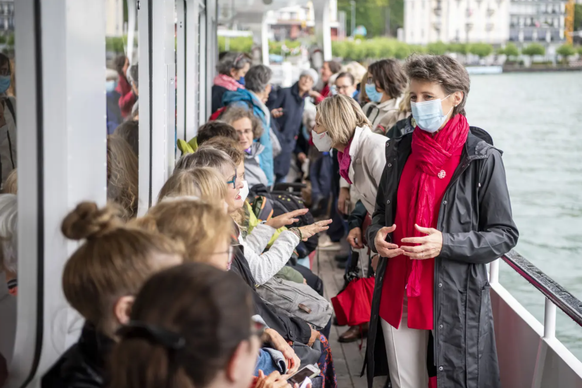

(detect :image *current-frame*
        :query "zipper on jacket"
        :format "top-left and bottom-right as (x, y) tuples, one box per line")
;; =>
(433, 155), (473, 367)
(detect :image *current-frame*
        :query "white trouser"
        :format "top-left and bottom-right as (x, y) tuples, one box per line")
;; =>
(380, 297), (429, 388)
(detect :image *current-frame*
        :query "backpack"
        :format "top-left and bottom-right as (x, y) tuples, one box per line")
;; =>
(248, 184), (318, 257)
(257, 276), (332, 330)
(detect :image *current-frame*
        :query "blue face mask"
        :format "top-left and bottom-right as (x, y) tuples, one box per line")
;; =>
(106, 80), (117, 93)
(410, 95), (453, 133)
(365, 84), (383, 103)
(0, 76), (11, 94)
(238, 76), (245, 86)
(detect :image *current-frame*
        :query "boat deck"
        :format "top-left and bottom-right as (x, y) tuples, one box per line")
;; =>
(313, 248), (369, 388)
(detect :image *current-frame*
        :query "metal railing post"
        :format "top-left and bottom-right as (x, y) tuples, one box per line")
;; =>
(490, 258), (500, 284)
(544, 298), (557, 339)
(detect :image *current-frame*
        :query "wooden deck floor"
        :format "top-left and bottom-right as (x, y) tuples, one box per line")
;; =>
(312, 248), (369, 388)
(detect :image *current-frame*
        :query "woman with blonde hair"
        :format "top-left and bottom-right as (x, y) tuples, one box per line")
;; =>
(107, 135), (139, 218)
(42, 202), (184, 388)
(313, 94), (387, 217)
(157, 167), (227, 207)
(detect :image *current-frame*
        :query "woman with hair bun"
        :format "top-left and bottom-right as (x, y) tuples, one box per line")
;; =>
(42, 202), (184, 388)
(110, 263), (301, 388)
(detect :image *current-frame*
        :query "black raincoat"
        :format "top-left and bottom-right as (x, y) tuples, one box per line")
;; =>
(366, 123), (519, 388)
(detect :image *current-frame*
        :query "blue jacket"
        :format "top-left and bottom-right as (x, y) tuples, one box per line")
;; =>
(223, 89), (274, 185)
(267, 82), (306, 178)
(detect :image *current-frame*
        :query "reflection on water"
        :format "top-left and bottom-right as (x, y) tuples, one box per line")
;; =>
(466, 72), (582, 357)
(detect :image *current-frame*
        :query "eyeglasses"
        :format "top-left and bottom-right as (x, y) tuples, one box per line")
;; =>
(226, 171), (238, 189)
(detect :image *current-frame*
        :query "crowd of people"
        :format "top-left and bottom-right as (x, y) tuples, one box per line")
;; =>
(0, 50), (519, 388)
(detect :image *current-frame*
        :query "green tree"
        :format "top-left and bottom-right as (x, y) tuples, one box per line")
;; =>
(338, 0), (404, 37)
(575, 4), (582, 30)
(448, 43), (470, 55)
(578, 46), (582, 56)
(501, 43), (520, 59)
(426, 41), (448, 55)
(522, 43), (546, 58)
(469, 43), (494, 58)
(556, 44), (576, 64)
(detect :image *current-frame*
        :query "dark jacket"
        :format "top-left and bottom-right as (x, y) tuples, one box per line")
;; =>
(106, 90), (122, 135)
(42, 323), (113, 388)
(230, 245), (312, 345)
(211, 84), (228, 114)
(365, 123), (519, 388)
(267, 82), (306, 179)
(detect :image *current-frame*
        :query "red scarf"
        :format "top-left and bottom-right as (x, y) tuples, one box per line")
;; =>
(213, 74), (244, 91)
(406, 114), (469, 297)
(337, 138), (354, 184)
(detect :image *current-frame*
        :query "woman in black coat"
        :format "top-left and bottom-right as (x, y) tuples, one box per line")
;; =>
(267, 69), (318, 183)
(366, 55), (519, 388)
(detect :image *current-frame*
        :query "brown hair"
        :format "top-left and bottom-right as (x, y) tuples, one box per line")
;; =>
(157, 167), (227, 204)
(197, 121), (238, 146)
(61, 202), (184, 336)
(220, 106), (263, 140)
(107, 135), (139, 218)
(359, 71), (370, 105)
(109, 263), (253, 388)
(326, 60), (342, 75)
(114, 120), (139, 157)
(405, 54), (470, 116)
(174, 148), (235, 179)
(3, 169), (17, 194)
(138, 199), (232, 264)
(368, 59), (408, 100)
(317, 94), (371, 145)
(198, 137), (244, 166)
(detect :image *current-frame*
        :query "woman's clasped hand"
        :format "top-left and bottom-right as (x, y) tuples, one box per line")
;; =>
(374, 224), (443, 260)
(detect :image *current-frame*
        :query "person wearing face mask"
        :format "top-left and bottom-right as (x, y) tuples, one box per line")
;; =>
(361, 59), (408, 135)
(365, 55), (518, 388)
(0, 53), (16, 187)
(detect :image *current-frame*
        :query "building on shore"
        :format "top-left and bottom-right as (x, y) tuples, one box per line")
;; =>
(509, 0), (567, 46)
(404, 0), (510, 45)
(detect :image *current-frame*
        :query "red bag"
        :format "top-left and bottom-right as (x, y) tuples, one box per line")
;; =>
(331, 277), (375, 327)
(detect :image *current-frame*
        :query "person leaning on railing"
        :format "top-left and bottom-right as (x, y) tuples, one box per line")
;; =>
(366, 54), (519, 388)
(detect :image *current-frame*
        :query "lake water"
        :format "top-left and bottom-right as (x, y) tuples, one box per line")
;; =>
(465, 72), (582, 358)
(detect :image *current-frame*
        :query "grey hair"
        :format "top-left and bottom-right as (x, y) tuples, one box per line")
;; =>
(404, 54), (470, 116)
(245, 65), (272, 94)
(216, 52), (252, 76)
(174, 148), (235, 179)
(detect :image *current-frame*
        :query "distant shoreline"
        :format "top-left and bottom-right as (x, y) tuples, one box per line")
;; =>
(502, 66), (582, 73)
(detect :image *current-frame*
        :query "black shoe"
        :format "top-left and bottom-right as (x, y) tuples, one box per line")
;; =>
(334, 253), (349, 263)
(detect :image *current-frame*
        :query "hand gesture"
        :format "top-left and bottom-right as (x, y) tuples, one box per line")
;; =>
(337, 188), (350, 215)
(347, 227), (364, 249)
(298, 219), (333, 241)
(266, 209), (309, 229)
(374, 225), (403, 258)
(400, 224), (443, 260)
(271, 108), (284, 118)
(255, 371), (292, 388)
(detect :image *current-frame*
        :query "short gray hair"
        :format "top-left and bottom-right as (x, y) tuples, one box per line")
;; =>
(405, 55), (470, 116)
(216, 52), (252, 76)
(245, 65), (272, 94)
(174, 148), (235, 179)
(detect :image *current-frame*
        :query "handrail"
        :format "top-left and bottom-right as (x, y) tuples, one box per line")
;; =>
(501, 250), (582, 328)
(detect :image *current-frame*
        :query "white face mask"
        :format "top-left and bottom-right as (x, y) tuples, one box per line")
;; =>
(239, 180), (249, 200)
(311, 130), (333, 152)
